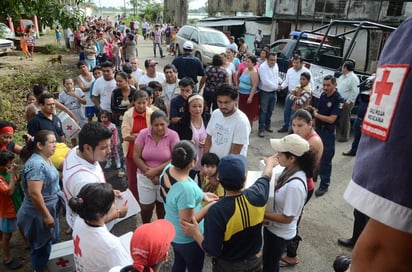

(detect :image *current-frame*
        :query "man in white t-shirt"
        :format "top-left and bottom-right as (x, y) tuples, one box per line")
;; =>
(204, 84), (251, 159)
(91, 61), (116, 113)
(63, 122), (128, 228)
(138, 58), (166, 89)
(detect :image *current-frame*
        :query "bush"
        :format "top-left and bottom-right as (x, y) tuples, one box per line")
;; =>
(44, 43), (60, 54)
(0, 63), (72, 130)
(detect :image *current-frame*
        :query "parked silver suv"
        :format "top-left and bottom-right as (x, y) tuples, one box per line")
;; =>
(175, 25), (229, 66)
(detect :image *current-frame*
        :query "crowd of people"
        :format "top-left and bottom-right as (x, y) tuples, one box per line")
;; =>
(1, 15), (412, 272)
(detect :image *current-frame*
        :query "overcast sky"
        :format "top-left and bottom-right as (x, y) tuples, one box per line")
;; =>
(93, 0), (207, 10)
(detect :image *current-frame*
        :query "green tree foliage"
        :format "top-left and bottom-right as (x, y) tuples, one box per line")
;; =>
(1, 0), (85, 30)
(139, 2), (163, 23)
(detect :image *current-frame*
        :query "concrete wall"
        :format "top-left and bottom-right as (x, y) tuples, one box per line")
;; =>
(207, 0), (266, 16)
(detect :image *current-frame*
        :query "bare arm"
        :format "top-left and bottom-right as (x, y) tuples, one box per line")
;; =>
(247, 71), (259, 104)
(92, 96), (101, 110)
(314, 110), (338, 124)
(198, 75), (207, 94)
(25, 105), (36, 122)
(55, 100), (79, 123)
(351, 219), (412, 272)
(28, 180), (55, 228)
(203, 134), (212, 155)
(77, 76), (90, 92)
(133, 145), (150, 173)
(264, 212), (294, 224)
(230, 143), (244, 155)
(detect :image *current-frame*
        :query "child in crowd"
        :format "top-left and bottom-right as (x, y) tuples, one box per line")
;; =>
(143, 87), (160, 112)
(25, 31), (36, 61)
(98, 110), (121, 170)
(200, 152), (224, 205)
(24, 92), (36, 118)
(289, 72), (312, 112)
(148, 81), (168, 116)
(59, 77), (87, 128)
(84, 37), (97, 70)
(0, 150), (23, 270)
(20, 33), (30, 59)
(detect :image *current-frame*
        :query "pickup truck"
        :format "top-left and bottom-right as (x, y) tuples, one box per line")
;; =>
(0, 38), (14, 55)
(270, 20), (396, 101)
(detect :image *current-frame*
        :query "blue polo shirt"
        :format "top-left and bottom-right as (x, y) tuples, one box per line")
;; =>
(27, 112), (65, 142)
(316, 90), (344, 128)
(172, 53), (205, 83)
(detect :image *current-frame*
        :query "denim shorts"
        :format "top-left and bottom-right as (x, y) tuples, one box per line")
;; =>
(0, 217), (17, 233)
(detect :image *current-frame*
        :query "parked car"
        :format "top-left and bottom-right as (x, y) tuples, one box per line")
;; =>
(175, 25), (229, 66)
(0, 38), (14, 56)
(0, 23), (15, 39)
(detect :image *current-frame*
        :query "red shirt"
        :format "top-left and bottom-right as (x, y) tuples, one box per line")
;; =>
(0, 174), (16, 218)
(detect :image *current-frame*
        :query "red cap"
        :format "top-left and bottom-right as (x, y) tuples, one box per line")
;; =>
(130, 219), (175, 270)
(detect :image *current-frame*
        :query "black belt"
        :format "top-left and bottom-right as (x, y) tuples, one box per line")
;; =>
(316, 123), (335, 131)
(260, 89), (276, 94)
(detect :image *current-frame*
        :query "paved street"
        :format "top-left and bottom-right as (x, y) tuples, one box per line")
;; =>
(134, 38), (356, 271)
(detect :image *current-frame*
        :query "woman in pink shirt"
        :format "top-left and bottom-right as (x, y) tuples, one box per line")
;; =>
(134, 110), (179, 223)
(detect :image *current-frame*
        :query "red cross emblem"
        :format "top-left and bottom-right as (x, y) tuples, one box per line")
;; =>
(374, 70), (393, 106)
(73, 234), (82, 257)
(362, 64), (410, 141)
(56, 257), (70, 267)
(66, 125), (73, 131)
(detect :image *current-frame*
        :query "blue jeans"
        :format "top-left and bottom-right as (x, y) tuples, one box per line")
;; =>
(30, 240), (52, 270)
(172, 241), (205, 272)
(153, 42), (164, 57)
(349, 117), (362, 154)
(259, 91), (277, 132)
(262, 228), (290, 272)
(316, 127), (336, 189)
(281, 95), (293, 129)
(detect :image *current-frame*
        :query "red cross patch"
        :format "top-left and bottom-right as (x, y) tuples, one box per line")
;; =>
(73, 234), (82, 257)
(362, 64), (410, 141)
(66, 125), (72, 131)
(56, 257), (70, 267)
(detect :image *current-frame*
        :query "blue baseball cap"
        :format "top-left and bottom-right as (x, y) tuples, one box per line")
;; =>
(218, 154), (247, 190)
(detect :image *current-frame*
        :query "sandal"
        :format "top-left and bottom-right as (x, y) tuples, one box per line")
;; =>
(4, 258), (23, 270)
(279, 256), (299, 267)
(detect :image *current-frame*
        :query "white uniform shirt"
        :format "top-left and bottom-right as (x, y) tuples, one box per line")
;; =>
(72, 217), (131, 272)
(63, 148), (106, 228)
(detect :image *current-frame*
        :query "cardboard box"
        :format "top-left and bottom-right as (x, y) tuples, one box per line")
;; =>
(57, 111), (81, 139)
(48, 232), (133, 272)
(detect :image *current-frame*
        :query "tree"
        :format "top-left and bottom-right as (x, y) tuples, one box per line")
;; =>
(139, 2), (163, 23)
(1, 0), (86, 30)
